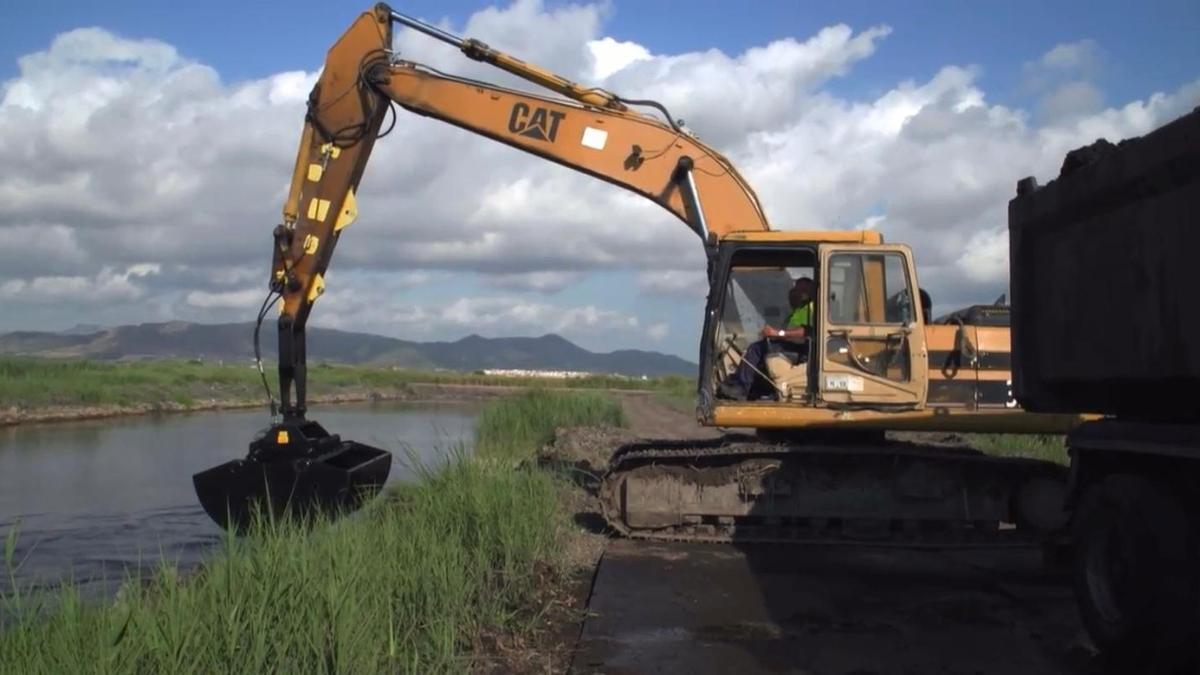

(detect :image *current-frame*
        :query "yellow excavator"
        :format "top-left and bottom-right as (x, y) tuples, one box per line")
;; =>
(194, 4), (1084, 546)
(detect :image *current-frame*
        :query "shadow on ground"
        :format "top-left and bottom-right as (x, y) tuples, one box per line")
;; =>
(556, 399), (1148, 675)
(572, 540), (1106, 675)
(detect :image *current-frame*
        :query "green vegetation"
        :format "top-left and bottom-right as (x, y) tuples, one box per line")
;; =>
(963, 433), (1069, 465)
(650, 375), (695, 413)
(475, 389), (627, 463)
(0, 356), (684, 412)
(1, 391), (627, 673)
(0, 358), (288, 409)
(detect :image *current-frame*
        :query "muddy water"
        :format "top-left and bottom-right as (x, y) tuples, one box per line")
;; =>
(0, 401), (478, 597)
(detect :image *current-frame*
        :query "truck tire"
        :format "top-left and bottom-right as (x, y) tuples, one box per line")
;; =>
(1072, 474), (1199, 671)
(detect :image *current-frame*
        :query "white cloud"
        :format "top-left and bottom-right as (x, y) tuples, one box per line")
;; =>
(1035, 40), (1100, 74)
(311, 288), (645, 349)
(1038, 80), (1104, 121)
(587, 37), (651, 79)
(953, 228), (1009, 284)
(647, 322), (669, 341)
(184, 288), (264, 310)
(0, 5), (1197, 347)
(604, 23), (892, 146)
(437, 296), (638, 334)
(637, 270), (707, 297)
(485, 271), (581, 293)
(854, 215), (886, 231)
(0, 224), (89, 276)
(1022, 40), (1106, 123)
(127, 263), (161, 277)
(0, 265), (159, 303)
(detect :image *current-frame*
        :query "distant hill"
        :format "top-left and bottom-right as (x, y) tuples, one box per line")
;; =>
(58, 323), (107, 335)
(0, 321), (696, 377)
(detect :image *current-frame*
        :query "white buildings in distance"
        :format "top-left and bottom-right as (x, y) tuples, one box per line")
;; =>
(481, 368), (649, 380)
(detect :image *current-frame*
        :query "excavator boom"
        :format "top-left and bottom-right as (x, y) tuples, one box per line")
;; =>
(274, 4), (767, 407)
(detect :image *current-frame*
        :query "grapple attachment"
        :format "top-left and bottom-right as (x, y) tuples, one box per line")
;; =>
(193, 419), (392, 532)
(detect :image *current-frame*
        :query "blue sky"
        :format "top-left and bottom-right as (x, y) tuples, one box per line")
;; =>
(5, 0), (1197, 111)
(1, 1), (1198, 360)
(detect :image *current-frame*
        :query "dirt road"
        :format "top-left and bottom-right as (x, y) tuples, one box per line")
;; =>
(613, 392), (721, 440)
(574, 394), (1099, 674)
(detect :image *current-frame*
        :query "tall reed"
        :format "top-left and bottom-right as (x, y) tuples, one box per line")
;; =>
(1, 391), (627, 673)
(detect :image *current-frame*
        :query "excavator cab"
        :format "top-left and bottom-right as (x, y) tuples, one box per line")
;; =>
(707, 247), (817, 401)
(700, 232), (929, 427)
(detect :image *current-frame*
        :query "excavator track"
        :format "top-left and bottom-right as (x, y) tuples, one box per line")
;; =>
(599, 435), (1069, 548)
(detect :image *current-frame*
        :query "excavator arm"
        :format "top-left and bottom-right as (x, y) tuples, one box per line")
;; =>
(272, 3), (769, 417)
(194, 3), (769, 530)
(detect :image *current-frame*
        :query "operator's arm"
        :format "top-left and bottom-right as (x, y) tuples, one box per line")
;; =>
(760, 301), (812, 339)
(761, 325), (807, 339)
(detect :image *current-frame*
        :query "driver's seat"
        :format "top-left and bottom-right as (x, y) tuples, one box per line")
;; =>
(765, 351), (809, 400)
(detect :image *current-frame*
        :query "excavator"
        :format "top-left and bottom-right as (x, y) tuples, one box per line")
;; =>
(194, 4), (1085, 547)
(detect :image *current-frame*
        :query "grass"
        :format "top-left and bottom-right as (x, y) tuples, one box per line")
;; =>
(0, 391), (628, 673)
(963, 433), (1069, 465)
(649, 376), (695, 413)
(474, 389), (628, 463)
(0, 358), (279, 409)
(0, 356), (686, 412)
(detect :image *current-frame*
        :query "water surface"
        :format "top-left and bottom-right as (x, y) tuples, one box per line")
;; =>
(0, 401), (478, 595)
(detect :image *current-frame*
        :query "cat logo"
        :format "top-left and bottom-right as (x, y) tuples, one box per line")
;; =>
(508, 102), (565, 142)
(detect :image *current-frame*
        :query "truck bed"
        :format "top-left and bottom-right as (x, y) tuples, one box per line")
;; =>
(1008, 107), (1200, 419)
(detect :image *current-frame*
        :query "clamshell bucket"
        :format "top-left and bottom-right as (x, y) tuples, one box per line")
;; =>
(193, 419), (391, 532)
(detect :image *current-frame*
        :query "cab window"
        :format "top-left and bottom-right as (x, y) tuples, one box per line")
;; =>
(713, 248), (816, 343)
(827, 253), (914, 325)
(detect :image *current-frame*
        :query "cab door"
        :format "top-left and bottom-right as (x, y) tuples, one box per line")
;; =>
(817, 244), (928, 408)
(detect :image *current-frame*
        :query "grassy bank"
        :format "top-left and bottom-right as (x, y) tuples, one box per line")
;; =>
(1, 391), (626, 673)
(0, 356), (686, 411)
(475, 389), (628, 463)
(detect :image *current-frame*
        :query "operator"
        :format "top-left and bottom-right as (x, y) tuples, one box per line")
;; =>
(719, 277), (814, 400)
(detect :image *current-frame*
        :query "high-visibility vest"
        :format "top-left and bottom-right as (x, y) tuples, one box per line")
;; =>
(786, 302), (812, 329)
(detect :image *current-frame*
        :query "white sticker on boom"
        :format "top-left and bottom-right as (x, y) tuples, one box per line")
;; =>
(581, 127), (608, 150)
(825, 374), (864, 393)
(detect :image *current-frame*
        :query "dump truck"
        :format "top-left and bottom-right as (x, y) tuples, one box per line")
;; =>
(1009, 107), (1200, 669)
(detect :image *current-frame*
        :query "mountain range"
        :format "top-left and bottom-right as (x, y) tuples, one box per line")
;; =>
(0, 321), (696, 377)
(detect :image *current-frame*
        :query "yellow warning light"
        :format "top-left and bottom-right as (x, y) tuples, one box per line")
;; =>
(277, 430), (290, 444)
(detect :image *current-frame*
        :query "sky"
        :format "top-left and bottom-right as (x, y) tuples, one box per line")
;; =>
(1, 1), (1198, 359)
